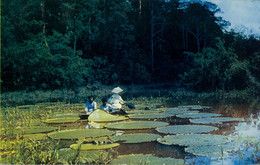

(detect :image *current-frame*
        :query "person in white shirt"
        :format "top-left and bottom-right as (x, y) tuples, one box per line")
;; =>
(100, 97), (113, 112)
(85, 96), (97, 114)
(108, 87), (125, 111)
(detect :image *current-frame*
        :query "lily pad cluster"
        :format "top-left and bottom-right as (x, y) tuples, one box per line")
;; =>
(44, 117), (80, 124)
(48, 129), (115, 140)
(110, 133), (161, 143)
(105, 121), (168, 130)
(156, 125), (218, 134)
(110, 154), (184, 165)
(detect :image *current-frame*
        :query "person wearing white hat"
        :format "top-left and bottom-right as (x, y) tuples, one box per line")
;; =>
(108, 87), (125, 111)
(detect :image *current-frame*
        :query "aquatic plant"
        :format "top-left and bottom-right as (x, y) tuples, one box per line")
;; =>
(70, 143), (120, 151)
(163, 110), (199, 115)
(47, 129), (115, 140)
(157, 134), (231, 146)
(129, 113), (174, 119)
(125, 110), (162, 114)
(23, 133), (47, 140)
(156, 125), (218, 134)
(88, 109), (128, 122)
(178, 105), (211, 110)
(110, 133), (161, 143)
(185, 145), (235, 157)
(110, 154), (184, 165)
(105, 121), (168, 130)
(190, 117), (244, 124)
(44, 117), (80, 124)
(14, 126), (57, 134)
(176, 113), (221, 118)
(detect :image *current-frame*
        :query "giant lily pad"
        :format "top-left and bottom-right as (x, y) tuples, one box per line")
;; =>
(48, 129), (115, 140)
(164, 110), (199, 115)
(129, 113), (174, 119)
(70, 143), (119, 150)
(185, 145), (235, 157)
(178, 105), (211, 110)
(15, 126), (57, 134)
(176, 113), (221, 119)
(135, 103), (162, 109)
(105, 121), (168, 130)
(88, 109), (128, 122)
(110, 154), (184, 165)
(44, 117), (80, 124)
(190, 117), (244, 124)
(156, 125), (218, 134)
(125, 110), (162, 114)
(53, 113), (79, 118)
(157, 134), (231, 146)
(110, 133), (161, 143)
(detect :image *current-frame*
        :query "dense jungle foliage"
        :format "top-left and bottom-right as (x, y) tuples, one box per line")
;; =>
(1, 0), (260, 92)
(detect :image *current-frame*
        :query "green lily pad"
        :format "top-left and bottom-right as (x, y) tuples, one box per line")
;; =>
(23, 133), (47, 140)
(178, 105), (211, 110)
(88, 109), (128, 122)
(185, 145), (235, 157)
(126, 110), (162, 114)
(48, 129), (115, 140)
(110, 133), (161, 143)
(166, 107), (191, 111)
(105, 121), (168, 130)
(156, 125), (218, 134)
(129, 113), (174, 119)
(79, 137), (113, 145)
(164, 110), (199, 115)
(110, 154), (184, 165)
(44, 117), (80, 124)
(176, 113), (221, 119)
(190, 117), (244, 124)
(53, 113), (79, 118)
(15, 126), (57, 134)
(157, 134), (231, 146)
(135, 103), (162, 109)
(70, 143), (119, 150)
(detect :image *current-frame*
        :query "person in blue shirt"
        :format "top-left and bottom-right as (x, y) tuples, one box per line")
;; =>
(85, 96), (97, 114)
(100, 97), (113, 113)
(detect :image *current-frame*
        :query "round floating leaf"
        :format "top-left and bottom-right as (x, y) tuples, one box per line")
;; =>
(44, 117), (80, 124)
(126, 110), (162, 114)
(166, 107), (191, 111)
(23, 133), (47, 140)
(70, 143), (119, 150)
(176, 113), (221, 119)
(185, 145), (235, 157)
(110, 133), (161, 143)
(53, 113), (79, 118)
(178, 105), (211, 110)
(190, 117), (244, 124)
(135, 103), (162, 109)
(110, 154), (184, 165)
(157, 134), (231, 146)
(15, 126), (57, 134)
(48, 129), (115, 140)
(105, 121), (168, 130)
(156, 125), (218, 134)
(88, 109), (128, 122)
(129, 113), (174, 119)
(164, 110), (199, 115)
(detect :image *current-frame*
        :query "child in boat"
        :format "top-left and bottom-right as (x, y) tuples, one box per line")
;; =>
(100, 97), (113, 113)
(85, 96), (97, 114)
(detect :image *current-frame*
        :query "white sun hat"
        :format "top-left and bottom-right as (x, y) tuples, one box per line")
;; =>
(111, 87), (123, 94)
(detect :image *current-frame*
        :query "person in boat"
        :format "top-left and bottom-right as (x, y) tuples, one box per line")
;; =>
(85, 96), (97, 115)
(100, 97), (113, 113)
(108, 87), (125, 112)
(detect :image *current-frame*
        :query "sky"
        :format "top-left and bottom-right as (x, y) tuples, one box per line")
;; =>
(206, 0), (260, 37)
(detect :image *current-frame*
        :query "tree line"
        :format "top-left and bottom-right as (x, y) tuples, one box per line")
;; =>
(2, 0), (260, 92)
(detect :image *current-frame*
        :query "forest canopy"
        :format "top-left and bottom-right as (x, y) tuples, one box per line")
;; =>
(1, 0), (260, 92)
